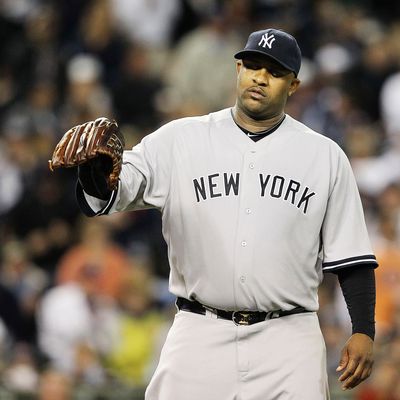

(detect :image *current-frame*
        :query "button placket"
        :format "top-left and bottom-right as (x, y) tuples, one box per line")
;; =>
(234, 149), (258, 300)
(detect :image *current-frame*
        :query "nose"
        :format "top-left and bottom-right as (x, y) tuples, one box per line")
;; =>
(252, 68), (269, 86)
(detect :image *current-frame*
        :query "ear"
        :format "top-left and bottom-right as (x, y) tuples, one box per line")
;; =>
(236, 60), (242, 75)
(288, 77), (301, 97)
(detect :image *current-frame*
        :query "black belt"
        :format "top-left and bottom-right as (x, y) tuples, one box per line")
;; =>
(176, 297), (310, 326)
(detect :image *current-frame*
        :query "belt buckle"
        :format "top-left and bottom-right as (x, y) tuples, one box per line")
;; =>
(232, 311), (251, 326)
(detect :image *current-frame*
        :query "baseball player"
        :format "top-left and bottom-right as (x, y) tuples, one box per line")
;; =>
(50, 28), (378, 399)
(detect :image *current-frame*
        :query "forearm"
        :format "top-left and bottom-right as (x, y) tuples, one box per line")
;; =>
(76, 159), (150, 217)
(336, 265), (376, 340)
(76, 180), (117, 217)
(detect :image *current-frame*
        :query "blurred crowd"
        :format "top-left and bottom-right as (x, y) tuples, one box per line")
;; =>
(0, 0), (400, 399)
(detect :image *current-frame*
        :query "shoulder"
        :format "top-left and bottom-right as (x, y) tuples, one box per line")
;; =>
(164, 108), (230, 129)
(285, 114), (346, 156)
(284, 115), (352, 178)
(285, 115), (334, 143)
(143, 108), (231, 143)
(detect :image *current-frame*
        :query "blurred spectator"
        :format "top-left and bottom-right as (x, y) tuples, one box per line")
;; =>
(0, 240), (48, 345)
(300, 84), (353, 147)
(352, 150), (400, 198)
(0, 283), (25, 344)
(64, 0), (128, 87)
(59, 53), (113, 131)
(37, 369), (72, 400)
(110, 0), (181, 49)
(2, 343), (39, 396)
(380, 71), (400, 141)
(112, 43), (163, 130)
(103, 211), (173, 306)
(104, 265), (170, 387)
(356, 358), (400, 399)
(24, 4), (60, 84)
(161, 1), (246, 117)
(5, 167), (78, 276)
(315, 43), (355, 77)
(1, 111), (42, 189)
(372, 185), (400, 338)
(0, 142), (23, 217)
(37, 279), (116, 381)
(1, 77), (59, 166)
(0, 7), (35, 112)
(107, 210), (169, 274)
(344, 122), (383, 160)
(56, 216), (131, 300)
(0, 0), (38, 21)
(345, 37), (396, 123)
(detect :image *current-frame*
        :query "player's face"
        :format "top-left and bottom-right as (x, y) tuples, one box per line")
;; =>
(235, 56), (300, 120)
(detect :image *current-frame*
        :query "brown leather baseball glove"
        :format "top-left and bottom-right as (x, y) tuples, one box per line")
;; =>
(49, 117), (125, 191)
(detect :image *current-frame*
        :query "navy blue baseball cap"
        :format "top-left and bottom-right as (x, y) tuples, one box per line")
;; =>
(234, 28), (302, 76)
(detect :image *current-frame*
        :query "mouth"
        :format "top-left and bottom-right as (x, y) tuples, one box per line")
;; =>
(246, 87), (266, 100)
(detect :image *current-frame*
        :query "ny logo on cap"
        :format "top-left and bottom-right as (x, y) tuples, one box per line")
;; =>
(258, 33), (276, 49)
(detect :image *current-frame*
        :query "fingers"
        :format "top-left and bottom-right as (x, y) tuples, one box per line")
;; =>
(65, 123), (90, 163)
(75, 122), (93, 163)
(338, 357), (357, 384)
(86, 120), (103, 156)
(49, 126), (77, 169)
(339, 356), (373, 390)
(336, 347), (349, 372)
(50, 121), (94, 171)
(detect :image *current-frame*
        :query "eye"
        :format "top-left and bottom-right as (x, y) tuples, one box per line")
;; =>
(243, 61), (259, 70)
(268, 67), (288, 77)
(269, 69), (283, 77)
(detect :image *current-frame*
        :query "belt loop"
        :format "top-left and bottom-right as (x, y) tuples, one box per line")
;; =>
(265, 310), (280, 320)
(205, 309), (217, 319)
(204, 306), (218, 319)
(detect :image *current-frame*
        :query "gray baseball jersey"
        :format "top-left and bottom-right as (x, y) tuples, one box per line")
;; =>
(79, 108), (377, 313)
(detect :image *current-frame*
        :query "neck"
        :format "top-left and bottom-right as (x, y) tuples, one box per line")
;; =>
(232, 104), (285, 133)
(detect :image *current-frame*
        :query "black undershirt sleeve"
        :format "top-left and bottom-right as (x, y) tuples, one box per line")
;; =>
(334, 264), (376, 340)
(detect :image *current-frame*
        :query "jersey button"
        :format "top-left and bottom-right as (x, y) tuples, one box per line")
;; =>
(240, 276), (246, 283)
(241, 241), (247, 247)
(249, 163), (255, 169)
(245, 208), (251, 214)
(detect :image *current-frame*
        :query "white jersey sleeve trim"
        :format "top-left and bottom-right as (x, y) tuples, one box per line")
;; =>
(322, 254), (378, 272)
(76, 181), (120, 217)
(83, 191), (108, 211)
